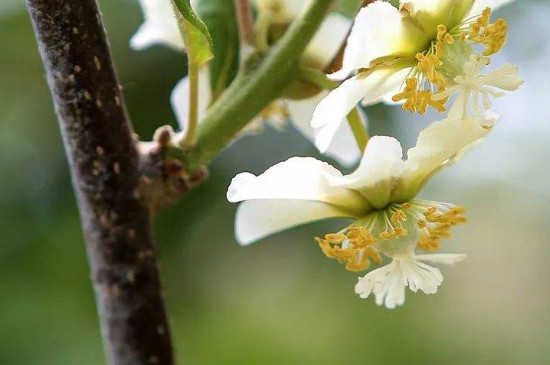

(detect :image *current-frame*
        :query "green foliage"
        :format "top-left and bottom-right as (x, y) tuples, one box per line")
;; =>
(195, 0), (240, 98)
(172, 0), (214, 65)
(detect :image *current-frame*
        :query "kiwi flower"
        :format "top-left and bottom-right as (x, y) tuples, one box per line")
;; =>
(227, 105), (497, 308)
(311, 0), (518, 153)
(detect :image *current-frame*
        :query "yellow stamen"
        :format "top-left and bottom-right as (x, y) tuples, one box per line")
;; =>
(379, 227), (408, 240)
(324, 233), (346, 244)
(346, 226), (376, 248)
(467, 7), (508, 55)
(392, 78), (421, 113)
(417, 233), (442, 252)
(392, 50), (448, 115)
(416, 53), (446, 90)
(316, 226), (379, 272)
(391, 209), (407, 224)
(365, 246), (382, 265)
(416, 204), (467, 252)
(437, 25), (455, 45)
(417, 91), (447, 114)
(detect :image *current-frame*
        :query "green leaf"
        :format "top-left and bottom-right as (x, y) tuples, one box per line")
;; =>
(195, 0), (240, 99)
(171, 0), (214, 65)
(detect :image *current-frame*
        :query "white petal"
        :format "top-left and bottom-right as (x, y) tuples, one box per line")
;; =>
(325, 136), (404, 208)
(447, 91), (469, 120)
(356, 255), (448, 309)
(469, 0), (516, 17)
(312, 69), (402, 153)
(311, 76), (369, 153)
(287, 92), (362, 167)
(235, 200), (352, 245)
(481, 64), (524, 91)
(361, 67), (412, 107)
(306, 14), (352, 69)
(227, 157), (369, 215)
(170, 68), (211, 132)
(415, 254), (467, 265)
(394, 111), (493, 201)
(311, 68), (410, 153)
(330, 2), (426, 80)
(355, 263), (394, 298)
(131, 0), (184, 50)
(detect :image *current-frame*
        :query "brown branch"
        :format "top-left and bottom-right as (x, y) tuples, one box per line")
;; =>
(26, 0), (176, 364)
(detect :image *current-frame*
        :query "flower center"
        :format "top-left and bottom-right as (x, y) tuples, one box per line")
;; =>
(316, 200), (467, 272)
(392, 7), (508, 115)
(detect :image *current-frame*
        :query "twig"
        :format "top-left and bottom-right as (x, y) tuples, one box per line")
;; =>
(26, 0), (175, 364)
(181, 62), (200, 147)
(347, 107), (369, 152)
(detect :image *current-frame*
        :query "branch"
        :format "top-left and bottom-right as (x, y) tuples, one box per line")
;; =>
(26, 1), (175, 364)
(184, 0), (337, 170)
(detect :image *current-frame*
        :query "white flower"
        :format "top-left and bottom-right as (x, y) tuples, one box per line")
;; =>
(227, 109), (494, 308)
(131, 0), (190, 50)
(435, 55), (523, 122)
(311, 0), (517, 150)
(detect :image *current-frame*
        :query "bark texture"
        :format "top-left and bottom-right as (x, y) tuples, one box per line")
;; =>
(26, 0), (175, 364)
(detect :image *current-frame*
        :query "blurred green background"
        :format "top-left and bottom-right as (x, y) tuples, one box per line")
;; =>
(1, 0), (549, 364)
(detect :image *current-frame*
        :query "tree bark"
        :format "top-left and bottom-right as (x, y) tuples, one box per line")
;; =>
(26, 0), (175, 364)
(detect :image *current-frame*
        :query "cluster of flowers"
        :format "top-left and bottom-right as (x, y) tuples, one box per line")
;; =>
(133, 0), (522, 308)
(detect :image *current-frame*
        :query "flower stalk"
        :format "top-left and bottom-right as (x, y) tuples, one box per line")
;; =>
(181, 61), (200, 147)
(347, 107), (369, 152)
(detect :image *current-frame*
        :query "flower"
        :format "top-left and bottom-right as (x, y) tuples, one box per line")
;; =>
(434, 55), (523, 122)
(227, 108), (495, 308)
(311, 0), (517, 152)
(131, 0), (190, 50)
(170, 1), (362, 166)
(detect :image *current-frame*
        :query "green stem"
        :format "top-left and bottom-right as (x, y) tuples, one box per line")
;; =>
(347, 107), (369, 152)
(184, 0), (336, 170)
(181, 62), (199, 147)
